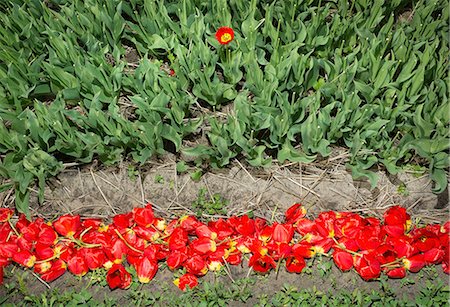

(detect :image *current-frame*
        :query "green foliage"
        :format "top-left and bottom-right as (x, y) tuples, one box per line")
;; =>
(0, 0), (449, 214)
(191, 187), (228, 216)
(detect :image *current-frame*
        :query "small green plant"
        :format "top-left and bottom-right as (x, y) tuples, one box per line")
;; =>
(191, 188), (228, 216)
(127, 165), (139, 181)
(396, 182), (409, 196)
(154, 174), (164, 184)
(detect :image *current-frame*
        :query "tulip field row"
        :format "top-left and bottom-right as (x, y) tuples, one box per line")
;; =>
(0, 204), (448, 291)
(0, 0), (449, 218)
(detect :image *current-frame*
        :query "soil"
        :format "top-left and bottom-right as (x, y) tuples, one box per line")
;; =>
(1, 150), (449, 304)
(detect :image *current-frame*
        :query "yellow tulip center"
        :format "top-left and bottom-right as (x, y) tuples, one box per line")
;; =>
(221, 33), (232, 43)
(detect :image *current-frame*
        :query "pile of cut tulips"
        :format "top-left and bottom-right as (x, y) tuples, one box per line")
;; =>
(0, 204), (448, 290)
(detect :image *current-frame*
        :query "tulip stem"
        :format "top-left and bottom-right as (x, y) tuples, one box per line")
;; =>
(380, 257), (405, 268)
(8, 218), (20, 237)
(331, 237), (362, 257)
(114, 229), (144, 254)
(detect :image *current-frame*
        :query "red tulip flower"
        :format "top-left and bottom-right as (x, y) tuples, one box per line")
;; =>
(386, 267), (407, 279)
(53, 215), (81, 237)
(333, 249), (354, 271)
(12, 250), (36, 268)
(40, 259), (67, 282)
(67, 252), (89, 276)
(285, 256), (306, 273)
(0, 208), (14, 223)
(215, 27), (234, 45)
(106, 264), (132, 290)
(174, 273), (198, 291)
(135, 256), (158, 283)
(285, 203), (306, 224)
(132, 204), (155, 228)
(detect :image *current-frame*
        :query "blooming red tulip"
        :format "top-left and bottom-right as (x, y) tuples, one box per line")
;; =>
(228, 215), (255, 237)
(53, 215), (81, 237)
(174, 273), (198, 291)
(208, 219), (234, 240)
(248, 254), (276, 273)
(215, 27), (234, 45)
(106, 264), (132, 290)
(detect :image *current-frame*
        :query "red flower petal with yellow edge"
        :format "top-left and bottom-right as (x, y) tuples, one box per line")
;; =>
(106, 264), (132, 290)
(215, 27), (234, 45)
(403, 254), (426, 272)
(134, 256), (158, 283)
(174, 273), (198, 291)
(184, 254), (208, 276)
(53, 215), (81, 237)
(12, 250), (35, 268)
